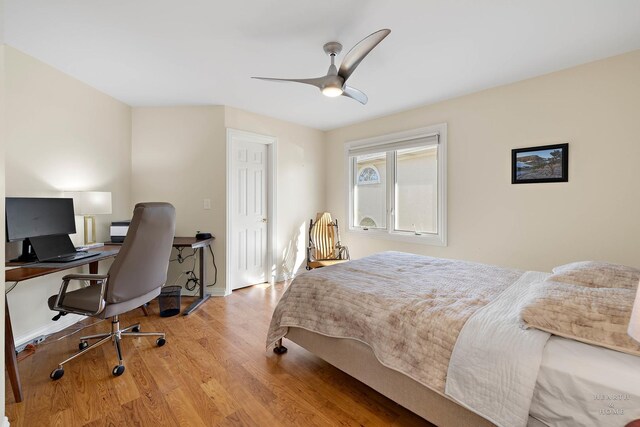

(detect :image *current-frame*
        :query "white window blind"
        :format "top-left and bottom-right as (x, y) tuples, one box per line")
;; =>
(347, 134), (439, 157)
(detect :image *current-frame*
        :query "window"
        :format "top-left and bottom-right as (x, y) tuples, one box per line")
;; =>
(347, 124), (447, 246)
(357, 165), (381, 185)
(359, 217), (377, 228)
(354, 153), (386, 229)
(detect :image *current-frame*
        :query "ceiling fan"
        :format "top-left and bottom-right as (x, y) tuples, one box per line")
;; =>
(252, 29), (391, 105)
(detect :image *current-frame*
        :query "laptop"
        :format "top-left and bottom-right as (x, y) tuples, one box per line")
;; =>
(29, 234), (101, 263)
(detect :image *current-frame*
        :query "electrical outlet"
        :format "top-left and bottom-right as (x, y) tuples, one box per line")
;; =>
(203, 198), (211, 210)
(15, 335), (46, 353)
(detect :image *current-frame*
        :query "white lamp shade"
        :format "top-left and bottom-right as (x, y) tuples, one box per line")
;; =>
(630, 283), (640, 343)
(64, 191), (112, 215)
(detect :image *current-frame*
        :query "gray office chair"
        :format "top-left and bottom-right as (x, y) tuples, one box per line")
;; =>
(47, 202), (176, 380)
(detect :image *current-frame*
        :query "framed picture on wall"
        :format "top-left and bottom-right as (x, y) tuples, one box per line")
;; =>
(512, 143), (569, 184)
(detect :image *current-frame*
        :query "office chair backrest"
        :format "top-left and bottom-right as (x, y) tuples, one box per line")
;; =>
(310, 212), (337, 260)
(106, 202), (176, 303)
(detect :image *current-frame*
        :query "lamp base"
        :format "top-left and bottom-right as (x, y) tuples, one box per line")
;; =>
(83, 215), (97, 245)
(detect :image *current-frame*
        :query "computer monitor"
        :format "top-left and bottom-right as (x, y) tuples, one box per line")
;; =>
(5, 197), (77, 261)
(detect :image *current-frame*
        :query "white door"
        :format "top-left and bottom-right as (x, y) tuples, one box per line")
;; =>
(230, 137), (268, 290)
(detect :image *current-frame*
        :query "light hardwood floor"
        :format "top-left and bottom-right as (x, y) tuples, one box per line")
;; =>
(5, 282), (432, 426)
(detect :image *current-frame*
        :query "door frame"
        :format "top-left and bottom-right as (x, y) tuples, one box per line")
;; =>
(226, 128), (277, 294)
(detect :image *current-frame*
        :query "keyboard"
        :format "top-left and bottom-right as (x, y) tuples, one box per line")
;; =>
(42, 251), (101, 263)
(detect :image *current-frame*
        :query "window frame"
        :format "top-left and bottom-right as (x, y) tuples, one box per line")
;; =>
(345, 123), (447, 246)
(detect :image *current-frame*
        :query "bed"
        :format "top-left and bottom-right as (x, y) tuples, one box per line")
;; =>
(267, 251), (640, 427)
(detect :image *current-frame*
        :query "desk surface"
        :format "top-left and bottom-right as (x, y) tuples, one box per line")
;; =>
(107, 236), (214, 249)
(5, 237), (214, 283)
(5, 245), (121, 283)
(172, 236), (214, 249)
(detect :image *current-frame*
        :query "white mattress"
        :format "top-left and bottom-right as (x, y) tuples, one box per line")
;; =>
(529, 336), (640, 426)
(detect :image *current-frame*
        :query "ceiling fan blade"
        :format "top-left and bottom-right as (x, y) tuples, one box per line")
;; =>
(251, 76), (327, 89)
(342, 86), (368, 105)
(338, 29), (391, 82)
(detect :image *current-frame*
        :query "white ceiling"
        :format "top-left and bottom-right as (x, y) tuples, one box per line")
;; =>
(5, 1), (640, 130)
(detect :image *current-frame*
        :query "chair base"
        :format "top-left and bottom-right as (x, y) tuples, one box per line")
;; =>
(50, 315), (165, 380)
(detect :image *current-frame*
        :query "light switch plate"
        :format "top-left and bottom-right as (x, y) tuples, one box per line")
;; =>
(203, 198), (211, 210)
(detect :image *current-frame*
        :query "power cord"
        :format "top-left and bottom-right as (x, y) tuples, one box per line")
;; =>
(184, 268), (199, 292)
(169, 245), (218, 293)
(207, 245), (218, 288)
(5, 281), (18, 294)
(171, 248), (199, 292)
(170, 247), (196, 264)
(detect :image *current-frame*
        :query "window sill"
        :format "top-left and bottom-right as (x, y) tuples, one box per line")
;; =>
(347, 227), (447, 246)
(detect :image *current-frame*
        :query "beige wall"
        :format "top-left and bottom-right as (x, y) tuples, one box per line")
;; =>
(326, 50), (640, 272)
(4, 47), (132, 344)
(224, 106), (326, 279)
(131, 106), (227, 295)
(1, 41), (6, 418)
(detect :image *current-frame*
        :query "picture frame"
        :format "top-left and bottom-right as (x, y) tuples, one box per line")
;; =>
(511, 143), (569, 184)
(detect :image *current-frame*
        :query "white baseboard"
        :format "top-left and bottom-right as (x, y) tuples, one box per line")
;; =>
(208, 287), (231, 297)
(181, 287), (230, 297)
(4, 415), (9, 427)
(14, 313), (85, 349)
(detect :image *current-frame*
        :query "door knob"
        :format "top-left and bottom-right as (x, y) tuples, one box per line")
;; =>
(261, 218), (268, 223)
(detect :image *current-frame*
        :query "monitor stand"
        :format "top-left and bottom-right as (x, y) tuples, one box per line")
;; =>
(11, 239), (38, 263)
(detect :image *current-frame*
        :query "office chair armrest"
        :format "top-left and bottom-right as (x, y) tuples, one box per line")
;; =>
(53, 275), (108, 316)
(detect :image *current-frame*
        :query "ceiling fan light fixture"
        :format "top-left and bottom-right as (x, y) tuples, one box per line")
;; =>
(322, 85), (343, 97)
(252, 29), (390, 105)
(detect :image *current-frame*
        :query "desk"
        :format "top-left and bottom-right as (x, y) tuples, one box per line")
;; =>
(4, 236), (214, 403)
(5, 245), (119, 404)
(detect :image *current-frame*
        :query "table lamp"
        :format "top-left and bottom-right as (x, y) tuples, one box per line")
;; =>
(629, 283), (640, 344)
(64, 191), (112, 244)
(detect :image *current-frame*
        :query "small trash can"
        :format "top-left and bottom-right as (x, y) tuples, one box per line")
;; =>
(159, 285), (182, 317)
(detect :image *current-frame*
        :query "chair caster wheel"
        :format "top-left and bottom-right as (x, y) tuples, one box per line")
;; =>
(132, 326), (140, 333)
(112, 365), (125, 376)
(273, 345), (288, 355)
(156, 337), (166, 347)
(79, 341), (89, 350)
(50, 367), (64, 380)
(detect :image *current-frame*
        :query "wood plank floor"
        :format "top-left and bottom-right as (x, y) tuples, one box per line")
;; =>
(5, 282), (433, 426)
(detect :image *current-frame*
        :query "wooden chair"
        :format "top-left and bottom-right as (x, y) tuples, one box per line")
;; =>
(306, 212), (350, 270)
